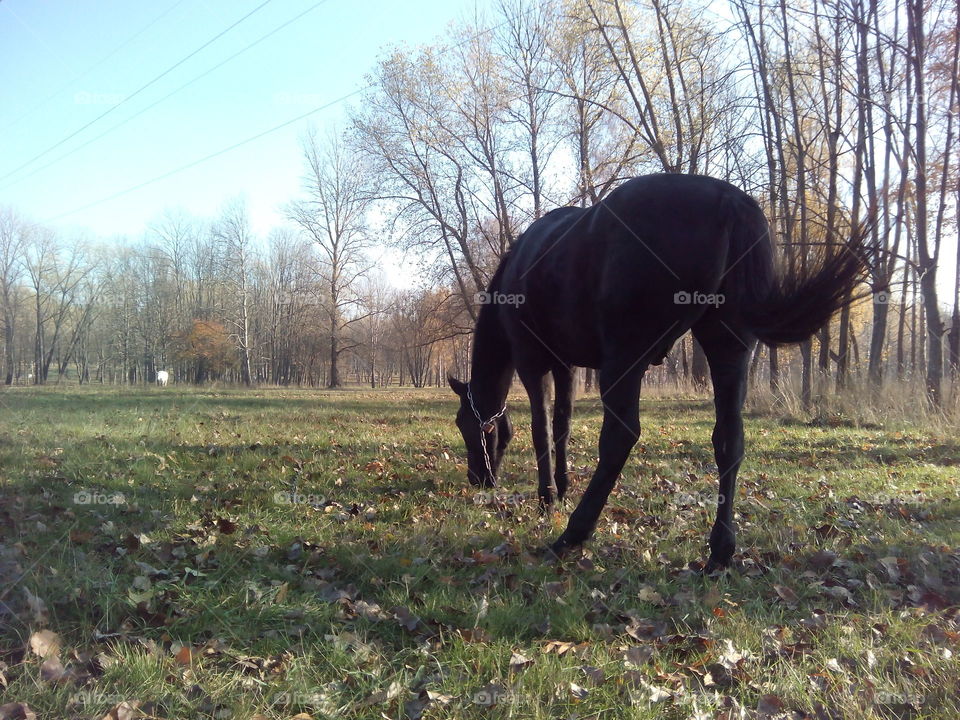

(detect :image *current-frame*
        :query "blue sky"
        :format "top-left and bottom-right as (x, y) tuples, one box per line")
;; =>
(2, 0), (956, 303)
(0, 0), (491, 241)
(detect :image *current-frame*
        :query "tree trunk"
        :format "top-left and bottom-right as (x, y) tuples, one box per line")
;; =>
(950, 184), (960, 374)
(836, 303), (851, 390)
(691, 336), (709, 390)
(908, 0), (942, 404)
(769, 345), (779, 395)
(329, 331), (341, 388)
(868, 297), (890, 386)
(3, 317), (13, 385)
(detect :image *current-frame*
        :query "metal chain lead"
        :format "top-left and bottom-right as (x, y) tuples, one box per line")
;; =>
(466, 383), (506, 481)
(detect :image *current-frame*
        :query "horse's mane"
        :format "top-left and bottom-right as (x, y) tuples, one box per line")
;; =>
(484, 249), (512, 294)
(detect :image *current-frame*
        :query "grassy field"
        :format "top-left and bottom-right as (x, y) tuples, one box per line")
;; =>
(1, 385), (958, 720)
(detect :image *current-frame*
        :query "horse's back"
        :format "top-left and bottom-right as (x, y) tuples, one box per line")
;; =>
(499, 174), (765, 368)
(506, 174), (756, 289)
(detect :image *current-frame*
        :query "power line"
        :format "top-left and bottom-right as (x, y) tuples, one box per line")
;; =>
(45, 8), (531, 223)
(46, 88), (364, 222)
(0, 0), (189, 134)
(0, 0), (275, 184)
(1, 0), (332, 192)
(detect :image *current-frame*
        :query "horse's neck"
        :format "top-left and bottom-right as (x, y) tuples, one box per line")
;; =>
(470, 302), (514, 414)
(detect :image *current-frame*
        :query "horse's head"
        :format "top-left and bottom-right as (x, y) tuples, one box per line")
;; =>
(448, 376), (512, 488)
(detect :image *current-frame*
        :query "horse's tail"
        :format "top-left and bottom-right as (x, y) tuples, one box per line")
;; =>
(725, 193), (869, 346)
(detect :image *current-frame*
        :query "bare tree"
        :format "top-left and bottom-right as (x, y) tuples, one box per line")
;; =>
(354, 275), (395, 387)
(907, 0), (946, 405)
(289, 129), (373, 388)
(548, 0), (638, 204)
(213, 199), (256, 386)
(0, 208), (27, 384)
(24, 231), (92, 383)
(497, 0), (562, 218)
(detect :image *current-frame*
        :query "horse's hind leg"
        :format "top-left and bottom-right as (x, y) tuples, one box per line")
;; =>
(518, 369), (556, 508)
(693, 322), (753, 572)
(552, 364), (574, 501)
(550, 357), (646, 554)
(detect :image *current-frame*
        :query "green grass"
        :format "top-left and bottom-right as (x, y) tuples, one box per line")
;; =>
(1, 384), (958, 719)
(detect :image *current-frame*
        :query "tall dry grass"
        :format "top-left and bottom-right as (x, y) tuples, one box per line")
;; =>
(574, 368), (960, 430)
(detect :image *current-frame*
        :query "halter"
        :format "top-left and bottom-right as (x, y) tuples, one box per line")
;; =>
(466, 382), (507, 481)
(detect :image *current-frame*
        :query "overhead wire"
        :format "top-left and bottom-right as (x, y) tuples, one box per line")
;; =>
(0, 0), (189, 134)
(0, 0), (275, 184)
(44, 6), (531, 223)
(1, 0), (333, 192)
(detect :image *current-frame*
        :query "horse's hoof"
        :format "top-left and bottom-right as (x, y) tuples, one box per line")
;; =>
(702, 556), (732, 576)
(534, 544), (562, 562)
(545, 535), (583, 561)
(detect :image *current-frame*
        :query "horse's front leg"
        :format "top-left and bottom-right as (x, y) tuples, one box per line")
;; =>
(551, 365), (574, 501)
(551, 359), (646, 554)
(519, 370), (555, 509)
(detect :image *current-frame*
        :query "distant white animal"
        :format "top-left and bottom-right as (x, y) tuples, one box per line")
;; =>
(156, 370), (169, 387)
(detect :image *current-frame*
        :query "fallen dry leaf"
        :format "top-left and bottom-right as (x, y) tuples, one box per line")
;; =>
(100, 701), (142, 720)
(23, 590), (47, 624)
(509, 651), (533, 672)
(542, 640), (580, 656)
(459, 627), (491, 643)
(773, 584), (799, 608)
(28, 629), (60, 659)
(543, 580), (568, 598)
(173, 645), (194, 666)
(392, 606), (423, 633)
(634, 678), (671, 703)
(0, 703), (36, 720)
(637, 585), (665, 606)
(825, 658), (844, 673)
(878, 556), (901, 583)
(39, 656), (75, 684)
(808, 549), (838, 570)
(361, 680), (404, 706)
(580, 665), (605, 686)
(623, 645), (654, 667)
(800, 609), (827, 631)
(756, 693), (785, 717)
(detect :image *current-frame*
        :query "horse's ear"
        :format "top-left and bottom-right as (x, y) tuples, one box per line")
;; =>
(447, 376), (467, 397)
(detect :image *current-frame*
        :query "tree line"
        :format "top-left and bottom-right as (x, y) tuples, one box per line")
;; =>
(1, 0), (958, 405)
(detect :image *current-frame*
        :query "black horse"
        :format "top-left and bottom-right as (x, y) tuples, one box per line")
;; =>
(449, 174), (866, 572)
